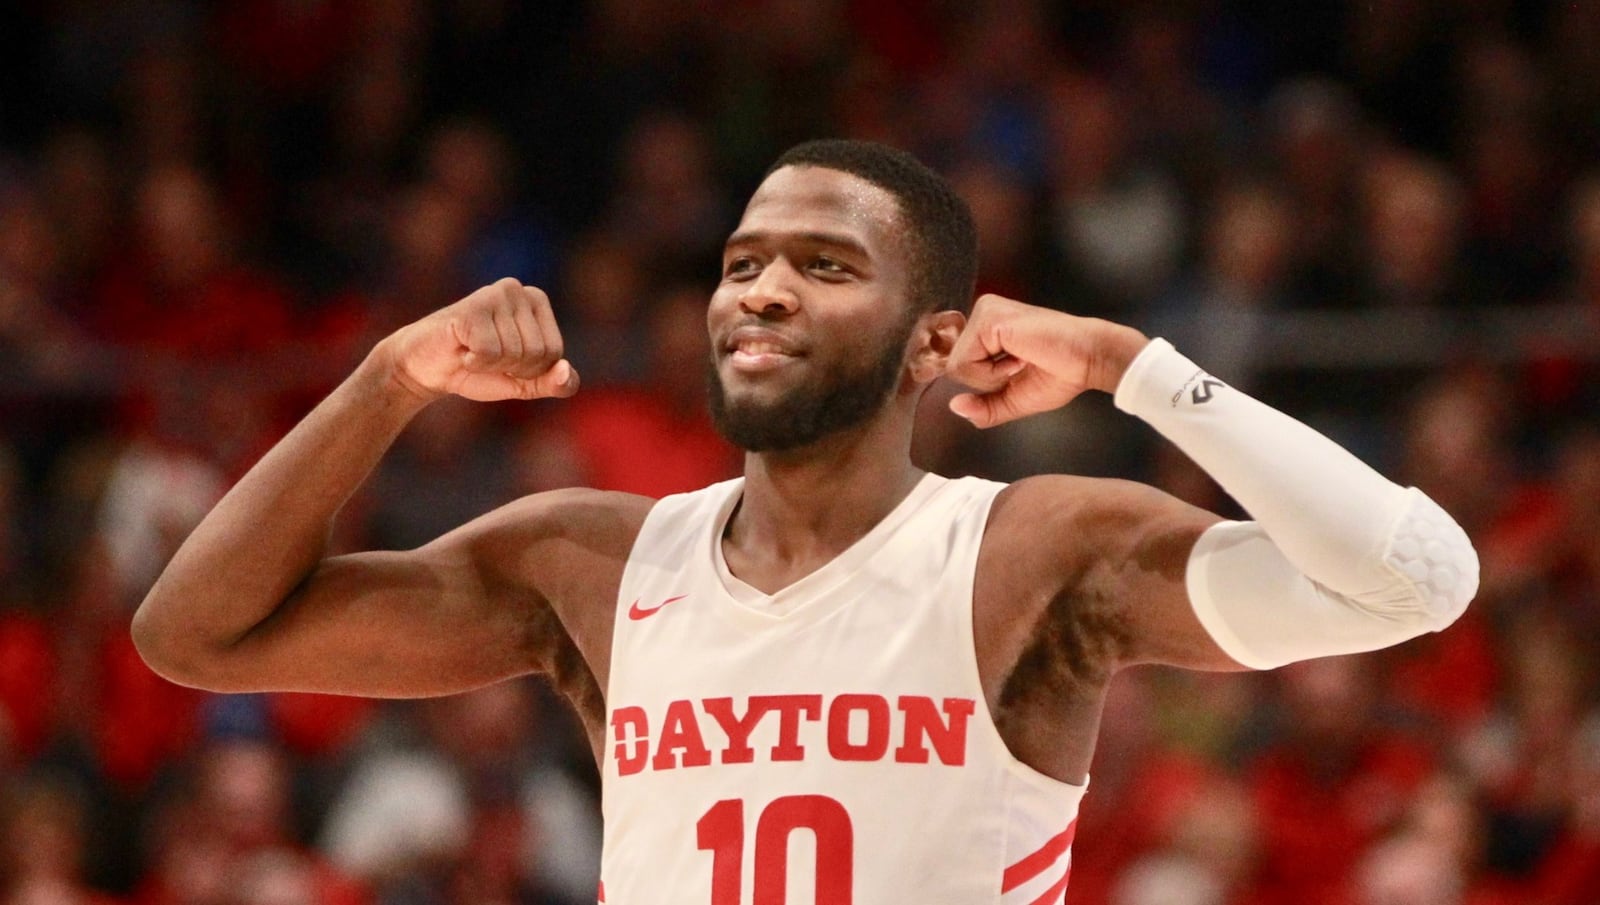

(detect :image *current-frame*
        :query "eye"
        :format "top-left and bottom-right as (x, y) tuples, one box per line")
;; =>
(810, 256), (846, 274)
(724, 256), (758, 279)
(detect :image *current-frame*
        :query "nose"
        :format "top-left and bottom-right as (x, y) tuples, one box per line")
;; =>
(738, 261), (799, 316)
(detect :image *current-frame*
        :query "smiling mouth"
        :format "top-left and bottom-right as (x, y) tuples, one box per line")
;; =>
(722, 327), (804, 372)
(728, 344), (800, 371)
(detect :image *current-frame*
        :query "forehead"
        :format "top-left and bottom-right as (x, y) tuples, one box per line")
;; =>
(733, 166), (907, 254)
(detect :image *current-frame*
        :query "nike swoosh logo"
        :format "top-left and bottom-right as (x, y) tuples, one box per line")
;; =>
(628, 595), (687, 621)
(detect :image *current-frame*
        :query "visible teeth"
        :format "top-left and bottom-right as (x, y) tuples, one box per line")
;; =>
(736, 342), (786, 355)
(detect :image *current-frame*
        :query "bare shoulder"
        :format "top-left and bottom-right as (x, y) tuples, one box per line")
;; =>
(428, 486), (656, 690)
(991, 472), (1197, 524)
(977, 475), (1163, 627)
(975, 474), (1221, 680)
(985, 474), (1205, 573)
(440, 485), (656, 614)
(968, 475), (1173, 781)
(442, 485), (656, 566)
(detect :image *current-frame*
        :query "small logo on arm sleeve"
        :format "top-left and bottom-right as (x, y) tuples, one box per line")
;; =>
(1190, 378), (1225, 404)
(1169, 368), (1228, 407)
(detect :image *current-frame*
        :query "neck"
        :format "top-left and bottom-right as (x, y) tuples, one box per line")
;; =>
(728, 408), (925, 565)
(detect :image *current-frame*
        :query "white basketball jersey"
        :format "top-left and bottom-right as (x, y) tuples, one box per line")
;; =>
(600, 473), (1087, 905)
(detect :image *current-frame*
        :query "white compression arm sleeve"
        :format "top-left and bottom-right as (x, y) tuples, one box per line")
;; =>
(1113, 338), (1479, 670)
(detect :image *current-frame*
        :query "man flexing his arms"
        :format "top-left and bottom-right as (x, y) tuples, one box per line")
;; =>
(135, 141), (1476, 904)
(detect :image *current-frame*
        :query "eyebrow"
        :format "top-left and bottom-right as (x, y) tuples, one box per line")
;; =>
(723, 229), (870, 258)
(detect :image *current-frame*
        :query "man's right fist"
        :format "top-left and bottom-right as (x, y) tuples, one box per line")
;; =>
(382, 278), (580, 403)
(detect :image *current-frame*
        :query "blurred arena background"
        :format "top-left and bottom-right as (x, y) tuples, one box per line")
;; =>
(0, 1), (1597, 903)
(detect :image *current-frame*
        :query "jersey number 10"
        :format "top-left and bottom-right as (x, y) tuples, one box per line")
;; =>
(696, 795), (854, 904)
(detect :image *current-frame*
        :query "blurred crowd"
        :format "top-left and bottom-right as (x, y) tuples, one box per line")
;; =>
(0, 1), (1597, 904)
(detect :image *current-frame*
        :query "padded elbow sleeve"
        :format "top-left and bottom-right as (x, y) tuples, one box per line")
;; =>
(1114, 338), (1479, 669)
(1187, 490), (1478, 670)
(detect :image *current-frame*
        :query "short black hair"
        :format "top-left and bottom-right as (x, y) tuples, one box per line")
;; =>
(767, 139), (977, 314)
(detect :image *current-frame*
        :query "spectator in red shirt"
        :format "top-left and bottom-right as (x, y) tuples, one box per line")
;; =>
(1248, 657), (1436, 905)
(558, 284), (739, 498)
(89, 165), (294, 361)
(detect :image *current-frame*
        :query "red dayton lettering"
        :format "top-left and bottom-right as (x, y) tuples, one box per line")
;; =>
(703, 695), (820, 764)
(651, 699), (714, 771)
(610, 706), (650, 775)
(608, 693), (975, 777)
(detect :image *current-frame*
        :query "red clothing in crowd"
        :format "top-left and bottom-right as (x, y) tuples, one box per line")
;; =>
(1248, 735), (1435, 905)
(96, 633), (202, 789)
(1069, 751), (1222, 905)
(267, 692), (377, 759)
(564, 388), (740, 498)
(0, 614), (201, 790)
(0, 614), (54, 759)
(1384, 607), (1499, 732)
(89, 262), (295, 359)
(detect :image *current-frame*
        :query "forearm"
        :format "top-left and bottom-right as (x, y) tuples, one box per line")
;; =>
(133, 344), (431, 674)
(1112, 339), (1479, 668)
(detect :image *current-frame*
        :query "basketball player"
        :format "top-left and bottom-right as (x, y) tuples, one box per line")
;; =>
(134, 141), (1478, 904)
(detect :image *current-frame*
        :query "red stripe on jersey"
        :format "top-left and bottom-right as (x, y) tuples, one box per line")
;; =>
(1024, 864), (1072, 905)
(597, 880), (605, 903)
(1001, 819), (1077, 892)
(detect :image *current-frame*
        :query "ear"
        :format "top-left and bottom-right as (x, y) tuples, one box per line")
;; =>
(908, 310), (967, 384)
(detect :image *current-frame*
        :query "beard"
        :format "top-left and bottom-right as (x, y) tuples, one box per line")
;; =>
(708, 315), (916, 453)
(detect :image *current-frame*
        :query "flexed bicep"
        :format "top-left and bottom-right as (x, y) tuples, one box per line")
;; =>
(141, 485), (646, 705)
(1062, 338), (1478, 674)
(216, 543), (544, 697)
(1046, 478), (1246, 672)
(133, 279), (617, 703)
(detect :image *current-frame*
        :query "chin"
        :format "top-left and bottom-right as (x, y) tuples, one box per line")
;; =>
(709, 396), (808, 453)
(713, 365), (796, 406)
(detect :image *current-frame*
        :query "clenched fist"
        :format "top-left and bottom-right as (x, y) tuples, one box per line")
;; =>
(382, 278), (580, 403)
(944, 294), (1150, 428)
